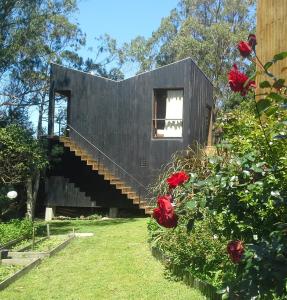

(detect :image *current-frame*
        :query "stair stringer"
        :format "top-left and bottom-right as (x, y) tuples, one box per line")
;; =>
(59, 137), (154, 215)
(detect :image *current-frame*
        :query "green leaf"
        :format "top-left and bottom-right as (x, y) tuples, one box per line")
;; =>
(264, 61), (273, 70)
(273, 79), (285, 89)
(273, 51), (287, 63)
(199, 198), (207, 208)
(259, 81), (271, 88)
(256, 98), (272, 114)
(268, 92), (285, 103)
(186, 200), (197, 210)
(264, 106), (278, 116)
(194, 180), (206, 187)
(186, 219), (194, 232)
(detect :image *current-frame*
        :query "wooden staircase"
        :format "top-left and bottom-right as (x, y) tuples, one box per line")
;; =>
(59, 137), (154, 215)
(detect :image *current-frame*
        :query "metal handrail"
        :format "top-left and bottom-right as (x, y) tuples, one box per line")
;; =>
(152, 118), (183, 121)
(66, 124), (148, 192)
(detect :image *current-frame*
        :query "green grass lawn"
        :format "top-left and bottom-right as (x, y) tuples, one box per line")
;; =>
(0, 218), (204, 300)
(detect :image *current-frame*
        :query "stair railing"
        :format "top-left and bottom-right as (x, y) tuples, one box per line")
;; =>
(66, 124), (152, 205)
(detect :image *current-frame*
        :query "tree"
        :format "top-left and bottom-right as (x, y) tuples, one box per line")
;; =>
(0, 125), (47, 219)
(0, 1), (126, 219)
(65, 34), (125, 80)
(122, 0), (256, 106)
(0, 1), (125, 137)
(0, 0), (86, 136)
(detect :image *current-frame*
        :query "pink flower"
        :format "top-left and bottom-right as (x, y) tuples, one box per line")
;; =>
(153, 195), (177, 228)
(238, 41), (252, 57)
(227, 240), (244, 263)
(228, 64), (256, 96)
(167, 171), (189, 189)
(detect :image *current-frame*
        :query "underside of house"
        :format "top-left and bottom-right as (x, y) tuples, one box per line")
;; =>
(45, 58), (213, 219)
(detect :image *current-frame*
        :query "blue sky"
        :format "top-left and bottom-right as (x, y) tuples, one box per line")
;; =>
(76, 0), (178, 67)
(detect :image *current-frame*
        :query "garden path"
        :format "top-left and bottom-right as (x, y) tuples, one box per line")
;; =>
(0, 218), (204, 300)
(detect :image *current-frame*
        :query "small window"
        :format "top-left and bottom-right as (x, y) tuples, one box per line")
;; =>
(153, 89), (183, 138)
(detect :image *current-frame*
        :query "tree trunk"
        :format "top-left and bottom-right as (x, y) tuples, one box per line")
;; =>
(26, 177), (33, 220)
(37, 98), (44, 139)
(26, 171), (40, 220)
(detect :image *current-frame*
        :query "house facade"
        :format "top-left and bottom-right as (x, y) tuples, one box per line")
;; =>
(45, 58), (213, 219)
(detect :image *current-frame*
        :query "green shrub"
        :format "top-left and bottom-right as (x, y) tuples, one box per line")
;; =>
(148, 99), (287, 297)
(0, 219), (33, 244)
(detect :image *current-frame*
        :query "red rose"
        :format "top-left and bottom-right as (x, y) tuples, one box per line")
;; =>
(167, 171), (189, 189)
(153, 195), (177, 228)
(227, 240), (244, 263)
(228, 64), (256, 96)
(248, 34), (257, 50)
(237, 41), (252, 57)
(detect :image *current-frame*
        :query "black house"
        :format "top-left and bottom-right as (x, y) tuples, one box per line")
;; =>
(45, 58), (213, 219)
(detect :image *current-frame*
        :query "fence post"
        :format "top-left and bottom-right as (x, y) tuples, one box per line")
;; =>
(32, 226), (35, 250)
(47, 224), (50, 238)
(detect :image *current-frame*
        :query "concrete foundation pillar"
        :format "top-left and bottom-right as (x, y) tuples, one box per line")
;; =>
(109, 207), (118, 218)
(45, 206), (56, 221)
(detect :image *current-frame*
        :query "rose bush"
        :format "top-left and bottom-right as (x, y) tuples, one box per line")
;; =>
(148, 34), (287, 299)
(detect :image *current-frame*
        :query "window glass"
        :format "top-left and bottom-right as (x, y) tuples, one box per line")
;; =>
(153, 89), (183, 138)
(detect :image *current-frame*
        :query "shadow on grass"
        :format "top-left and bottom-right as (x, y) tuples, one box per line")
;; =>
(35, 218), (141, 236)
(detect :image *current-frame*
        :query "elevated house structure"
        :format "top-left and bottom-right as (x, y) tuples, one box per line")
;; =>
(46, 58), (213, 219)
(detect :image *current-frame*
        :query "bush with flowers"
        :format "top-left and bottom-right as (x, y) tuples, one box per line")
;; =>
(148, 35), (287, 299)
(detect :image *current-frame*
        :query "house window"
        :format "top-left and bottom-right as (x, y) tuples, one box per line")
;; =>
(153, 89), (183, 138)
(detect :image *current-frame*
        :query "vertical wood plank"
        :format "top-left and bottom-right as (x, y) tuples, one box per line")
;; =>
(256, 0), (287, 93)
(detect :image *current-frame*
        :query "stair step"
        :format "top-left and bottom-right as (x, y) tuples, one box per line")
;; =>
(90, 163), (106, 170)
(59, 137), (70, 143)
(80, 155), (91, 160)
(110, 180), (124, 185)
(120, 187), (133, 194)
(131, 197), (140, 204)
(86, 160), (97, 166)
(97, 167), (109, 173)
(62, 141), (73, 147)
(126, 192), (137, 198)
(129, 194), (141, 200)
(74, 150), (85, 156)
(1, 258), (35, 266)
(65, 144), (78, 149)
(145, 209), (153, 215)
(114, 183), (125, 188)
(104, 174), (118, 181)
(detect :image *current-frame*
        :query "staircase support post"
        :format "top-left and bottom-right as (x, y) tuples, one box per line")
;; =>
(109, 207), (118, 218)
(45, 206), (56, 221)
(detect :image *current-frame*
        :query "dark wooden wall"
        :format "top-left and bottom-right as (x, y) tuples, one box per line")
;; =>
(48, 58), (213, 198)
(46, 176), (93, 207)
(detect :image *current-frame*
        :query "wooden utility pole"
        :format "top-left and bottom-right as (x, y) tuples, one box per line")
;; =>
(256, 0), (287, 90)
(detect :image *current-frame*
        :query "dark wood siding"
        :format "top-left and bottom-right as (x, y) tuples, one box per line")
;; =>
(49, 58), (213, 199)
